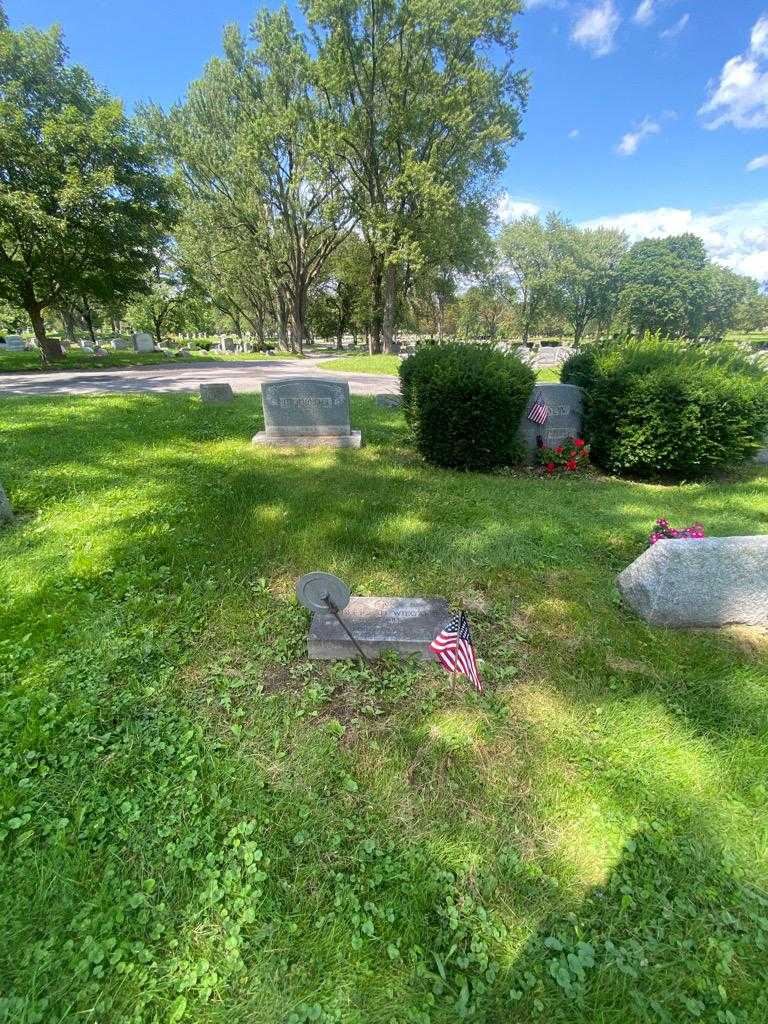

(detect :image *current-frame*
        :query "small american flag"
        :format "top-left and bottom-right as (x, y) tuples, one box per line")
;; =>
(430, 611), (483, 693)
(527, 393), (549, 426)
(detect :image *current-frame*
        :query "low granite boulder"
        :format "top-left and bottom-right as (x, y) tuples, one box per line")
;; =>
(199, 383), (234, 403)
(617, 535), (768, 628)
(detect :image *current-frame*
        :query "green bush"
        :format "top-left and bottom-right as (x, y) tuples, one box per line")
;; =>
(399, 344), (535, 470)
(562, 336), (768, 480)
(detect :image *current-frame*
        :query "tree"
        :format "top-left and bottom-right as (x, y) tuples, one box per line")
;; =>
(0, 16), (174, 361)
(497, 214), (554, 343)
(154, 8), (352, 354)
(455, 276), (513, 340)
(307, 0), (527, 352)
(732, 280), (768, 334)
(309, 236), (370, 348)
(617, 234), (749, 339)
(547, 216), (627, 344)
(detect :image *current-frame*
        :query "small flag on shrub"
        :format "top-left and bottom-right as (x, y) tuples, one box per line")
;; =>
(527, 393), (549, 426)
(430, 611), (483, 693)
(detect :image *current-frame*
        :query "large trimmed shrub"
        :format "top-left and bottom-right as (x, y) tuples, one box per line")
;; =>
(399, 344), (535, 470)
(562, 336), (768, 480)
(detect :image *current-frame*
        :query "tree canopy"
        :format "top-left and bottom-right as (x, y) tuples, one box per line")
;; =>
(0, 15), (174, 359)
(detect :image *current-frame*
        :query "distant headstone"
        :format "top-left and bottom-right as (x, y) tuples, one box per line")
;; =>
(518, 383), (584, 461)
(221, 336), (237, 352)
(111, 337), (131, 351)
(754, 445), (768, 465)
(375, 393), (402, 408)
(617, 535), (768, 628)
(531, 346), (573, 368)
(3, 335), (25, 352)
(253, 377), (362, 448)
(0, 481), (13, 525)
(308, 596), (451, 659)
(199, 383), (234, 403)
(132, 332), (155, 353)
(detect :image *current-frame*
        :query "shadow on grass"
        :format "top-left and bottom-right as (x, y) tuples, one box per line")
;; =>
(0, 392), (767, 1021)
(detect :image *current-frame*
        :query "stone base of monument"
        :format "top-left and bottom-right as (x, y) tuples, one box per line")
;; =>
(252, 430), (362, 448)
(308, 596), (450, 659)
(200, 383), (234, 403)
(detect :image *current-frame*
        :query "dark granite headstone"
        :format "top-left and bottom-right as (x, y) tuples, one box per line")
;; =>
(518, 383), (584, 462)
(253, 377), (361, 448)
(308, 596), (451, 659)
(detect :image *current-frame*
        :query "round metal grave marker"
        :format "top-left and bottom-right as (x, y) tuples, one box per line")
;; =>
(295, 572), (351, 614)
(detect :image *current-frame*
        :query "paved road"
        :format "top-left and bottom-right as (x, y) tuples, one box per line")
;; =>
(0, 358), (400, 399)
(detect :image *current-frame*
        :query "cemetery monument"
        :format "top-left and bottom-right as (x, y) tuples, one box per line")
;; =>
(253, 377), (362, 448)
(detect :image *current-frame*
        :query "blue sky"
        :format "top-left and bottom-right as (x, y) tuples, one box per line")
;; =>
(10, 0), (768, 278)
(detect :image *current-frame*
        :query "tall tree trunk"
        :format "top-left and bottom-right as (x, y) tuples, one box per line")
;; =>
(369, 261), (383, 354)
(80, 296), (97, 346)
(290, 286), (304, 355)
(381, 263), (397, 354)
(276, 288), (290, 351)
(336, 330), (343, 350)
(25, 292), (63, 362)
(61, 307), (78, 345)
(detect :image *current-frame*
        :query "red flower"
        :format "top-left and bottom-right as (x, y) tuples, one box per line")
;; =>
(574, 438), (585, 448)
(565, 459), (577, 471)
(546, 462), (555, 474)
(555, 447), (564, 455)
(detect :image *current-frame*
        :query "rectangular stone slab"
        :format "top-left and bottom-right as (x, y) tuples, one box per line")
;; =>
(308, 596), (451, 659)
(261, 377), (351, 436)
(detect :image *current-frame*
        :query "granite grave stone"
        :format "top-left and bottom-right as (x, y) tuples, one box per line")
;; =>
(253, 377), (362, 448)
(518, 383), (584, 462)
(617, 535), (768, 628)
(132, 332), (155, 353)
(308, 596), (451, 660)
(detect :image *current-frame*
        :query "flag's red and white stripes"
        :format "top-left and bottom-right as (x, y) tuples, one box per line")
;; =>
(429, 611), (483, 693)
(527, 395), (550, 426)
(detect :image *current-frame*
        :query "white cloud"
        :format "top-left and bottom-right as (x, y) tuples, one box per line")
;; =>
(617, 115), (662, 155)
(582, 200), (768, 280)
(746, 153), (768, 171)
(568, 128), (581, 139)
(633, 0), (655, 27)
(660, 13), (689, 40)
(571, 1), (620, 58)
(700, 14), (768, 129)
(751, 13), (768, 58)
(496, 194), (541, 224)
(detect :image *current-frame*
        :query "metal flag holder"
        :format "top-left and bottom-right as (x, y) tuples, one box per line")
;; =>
(295, 572), (370, 662)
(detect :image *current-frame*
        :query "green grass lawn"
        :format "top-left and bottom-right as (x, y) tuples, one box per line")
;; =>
(321, 353), (404, 375)
(0, 349), (302, 373)
(1, 393), (767, 1023)
(321, 353), (562, 383)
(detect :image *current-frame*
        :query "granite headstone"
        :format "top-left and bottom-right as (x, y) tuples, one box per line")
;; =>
(132, 332), (155, 353)
(200, 382), (234, 403)
(617, 535), (768, 628)
(3, 335), (25, 352)
(252, 377), (362, 448)
(518, 383), (584, 462)
(308, 596), (451, 659)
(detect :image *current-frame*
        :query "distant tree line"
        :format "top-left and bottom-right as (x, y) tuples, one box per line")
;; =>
(0, 4), (764, 362)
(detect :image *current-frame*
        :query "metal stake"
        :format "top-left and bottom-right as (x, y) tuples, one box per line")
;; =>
(323, 594), (370, 662)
